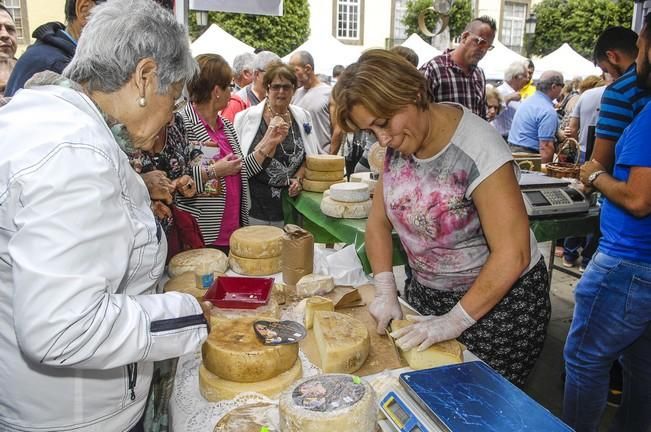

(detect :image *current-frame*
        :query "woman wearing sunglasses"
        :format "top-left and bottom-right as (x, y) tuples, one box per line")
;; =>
(235, 62), (319, 227)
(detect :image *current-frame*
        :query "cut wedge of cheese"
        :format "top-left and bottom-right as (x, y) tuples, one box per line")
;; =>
(302, 178), (344, 193)
(199, 358), (302, 402)
(329, 182), (370, 203)
(313, 311), (370, 373)
(202, 316), (298, 382)
(279, 374), (377, 432)
(296, 274), (335, 298)
(304, 296), (334, 329)
(229, 253), (281, 276)
(163, 272), (207, 302)
(304, 168), (345, 182)
(390, 319), (463, 369)
(213, 402), (279, 432)
(306, 155), (345, 172)
(320, 196), (372, 219)
(168, 248), (229, 278)
(229, 226), (284, 259)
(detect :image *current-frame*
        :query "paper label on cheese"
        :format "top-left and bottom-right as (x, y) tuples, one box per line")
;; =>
(291, 375), (365, 412)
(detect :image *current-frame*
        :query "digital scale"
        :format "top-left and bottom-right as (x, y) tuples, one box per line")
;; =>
(519, 171), (589, 218)
(378, 361), (573, 432)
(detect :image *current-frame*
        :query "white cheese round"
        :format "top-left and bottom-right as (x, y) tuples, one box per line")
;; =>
(349, 172), (378, 194)
(329, 182), (370, 203)
(306, 155), (345, 172)
(230, 226), (284, 259)
(168, 248), (229, 278)
(320, 196), (372, 219)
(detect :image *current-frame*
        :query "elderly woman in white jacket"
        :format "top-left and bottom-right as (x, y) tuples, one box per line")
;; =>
(0, 1), (209, 431)
(235, 62), (319, 227)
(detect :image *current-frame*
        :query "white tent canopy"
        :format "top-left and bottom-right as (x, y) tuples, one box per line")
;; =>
(190, 23), (255, 67)
(401, 33), (442, 68)
(478, 39), (527, 81)
(282, 34), (362, 76)
(533, 43), (602, 80)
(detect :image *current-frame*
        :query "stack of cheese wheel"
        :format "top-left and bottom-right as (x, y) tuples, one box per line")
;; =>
(320, 182), (372, 219)
(199, 316), (303, 402)
(303, 155), (345, 192)
(279, 374), (378, 432)
(229, 226), (284, 276)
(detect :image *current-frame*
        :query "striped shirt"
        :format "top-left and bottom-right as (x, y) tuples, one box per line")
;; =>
(420, 49), (487, 119)
(596, 64), (651, 142)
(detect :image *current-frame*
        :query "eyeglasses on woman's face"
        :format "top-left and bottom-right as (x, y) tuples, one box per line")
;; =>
(268, 83), (294, 92)
(467, 32), (494, 51)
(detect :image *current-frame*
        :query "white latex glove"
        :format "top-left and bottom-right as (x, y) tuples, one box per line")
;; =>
(390, 302), (476, 352)
(368, 272), (403, 335)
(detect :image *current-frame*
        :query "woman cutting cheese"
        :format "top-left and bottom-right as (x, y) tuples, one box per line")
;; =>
(332, 49), (550, 385)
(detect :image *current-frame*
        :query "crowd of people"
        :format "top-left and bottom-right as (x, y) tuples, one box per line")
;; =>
(0, 1), (650, 431)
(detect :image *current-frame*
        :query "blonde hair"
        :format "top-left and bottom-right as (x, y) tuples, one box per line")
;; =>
(331, 49), (429, 133)
(485, 86), (503, 114)
(579, 75), (605, 93)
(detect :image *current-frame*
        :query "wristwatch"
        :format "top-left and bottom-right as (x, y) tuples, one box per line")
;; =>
(588, 170), (606, 186)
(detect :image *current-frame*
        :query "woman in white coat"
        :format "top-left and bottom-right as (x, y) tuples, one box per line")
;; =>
(235, 62), (319, 227)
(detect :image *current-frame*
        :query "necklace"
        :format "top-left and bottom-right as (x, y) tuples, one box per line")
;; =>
(265, 102), (299, 158)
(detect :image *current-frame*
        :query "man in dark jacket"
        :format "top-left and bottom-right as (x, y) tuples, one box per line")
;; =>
(4, 0), (103, 97)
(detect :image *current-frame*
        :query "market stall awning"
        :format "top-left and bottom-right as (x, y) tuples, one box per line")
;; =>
(533, 43), (603, 80)
(401, 33), (442, 68)
(282, 34), (362, 77)
(478, 39), (527, 81)
(190, 23), (255, 67)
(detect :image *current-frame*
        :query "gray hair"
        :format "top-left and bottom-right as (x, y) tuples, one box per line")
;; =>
(504, 60), (528, 82)
(64, 0), (197, 94)
(537, 71), (564, 93)
(232, 52), (255, 76)
(253, 51), (281, 71)
(292, 50), (315, 69)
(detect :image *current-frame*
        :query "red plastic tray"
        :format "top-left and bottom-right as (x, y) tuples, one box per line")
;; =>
(203, 276), (273, 309)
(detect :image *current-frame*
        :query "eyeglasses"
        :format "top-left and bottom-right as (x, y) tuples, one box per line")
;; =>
(467, 32), (494, 51)
(268, 83), (294, 92)
(173, 95), (188, 113)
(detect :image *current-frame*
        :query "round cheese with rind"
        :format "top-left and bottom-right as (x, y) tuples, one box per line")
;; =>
(304, 168), (345, 182)
(229, 253), (282, 276)
(230, 226), (284, 259)
(213, 403), (279, 432)
(306, 155), (345, 172)
(302, 178), (344, 193)
(304, 296), (334, 329)
(279, 374), (377, 432)
(320, 196), (372, 219)
(163, 272), (208, 302)
(329, 182), (370, 203)
(199, 358), (303, 401)
(313, 311), (370, 373)
(349, 172), (378, 194)
(202, 316), (298, 382)
(168, 248), (229, 278)
(296, 274), (335, 298)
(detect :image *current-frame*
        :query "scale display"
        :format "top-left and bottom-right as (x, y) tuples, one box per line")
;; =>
(380, 389), (446, 432)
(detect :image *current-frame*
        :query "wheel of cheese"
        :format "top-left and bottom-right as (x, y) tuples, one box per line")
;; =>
(213, 402), (279, 432)
(368, 142), (386, 173)
(320, 196), (372, 219)
(304, 168), (345, 182)
(229, 253), (282, 276)
(349, 172), (378, 194)
(302, 178), (344, 193)
(306, 155), (345, 172)
(199, 358), (303, 401)
(296, 274), (335, 298)
(304, 296), (334, 329)
(168, 248), (229, 278)
(202, 316), (298, 382)
(279, 374), (377, 432)
(328, 182), (370, 203)
(313, 311), (370, 373)
(163, 272), (207, 302)
(230, 226), (284, 259)
(390, 319), (463, 369)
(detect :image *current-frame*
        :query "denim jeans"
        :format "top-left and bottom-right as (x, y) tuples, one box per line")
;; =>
(563, 250), (651, 432)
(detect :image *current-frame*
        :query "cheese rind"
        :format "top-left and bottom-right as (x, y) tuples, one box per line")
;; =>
(306, 155), (345, 171)
(329, 182), (370, 203)
(313, 311), (370, 373)
(202, 316), (298, 382)
(279, 374), (377, 432)
(229, 253), (282, 276)
(213, 402), (279, 432)
(390, 319), (463, 369)
(230, 226), (284, 259)
(320, 196), (372, 219)
(163, 272), (208, 301)
(168, 248), (229, 277)
(296, 274), (335, 298)
(302, 178), (344, 193)
(304, 296), (335, 329)
(305, 168), (345, 182)
(199, 358), (302, 401)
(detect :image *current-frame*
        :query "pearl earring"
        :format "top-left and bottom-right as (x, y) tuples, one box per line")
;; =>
(138, 97), (147, 107)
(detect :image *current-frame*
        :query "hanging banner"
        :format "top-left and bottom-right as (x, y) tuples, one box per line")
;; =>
(189, 0), (283, 16)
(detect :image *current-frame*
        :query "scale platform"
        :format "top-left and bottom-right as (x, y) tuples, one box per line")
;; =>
(389, 361), (573, 432)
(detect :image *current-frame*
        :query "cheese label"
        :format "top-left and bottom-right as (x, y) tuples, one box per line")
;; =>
(254, 320), (306, 345)
(291, 375), (366, 412)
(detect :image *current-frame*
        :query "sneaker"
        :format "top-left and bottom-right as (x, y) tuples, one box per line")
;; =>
(562, 257), (577, 268)
(579, 264), (587, 273)
(607, 389), (622, 407)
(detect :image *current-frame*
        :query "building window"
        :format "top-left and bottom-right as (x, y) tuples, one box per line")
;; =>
(393, 0), (408, 43)
(3, 0), (26, 43)
(502, 1), (527, 53)
(337, 0), (361, 40)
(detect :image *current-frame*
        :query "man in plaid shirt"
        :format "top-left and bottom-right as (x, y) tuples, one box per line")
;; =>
(420, 16), (496, 120)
